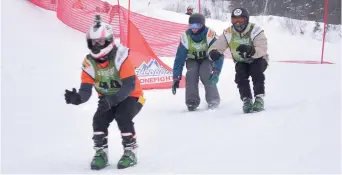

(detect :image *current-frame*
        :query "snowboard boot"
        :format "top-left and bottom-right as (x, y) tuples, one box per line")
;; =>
(252, 94), (264, 112)
(242, 97), (253, 113)
(208, 102), (219, 110)
(186, 101), (198, 111)
(90, 132), (108, 170)
(117, 133), (138, 169)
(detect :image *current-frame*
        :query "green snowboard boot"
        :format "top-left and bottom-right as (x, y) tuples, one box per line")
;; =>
(91, 149), (108, 170)
(252, 95), (264, 112)
(117, 134), (138, 169)
(117, 148), (137, 169)
(242, 97), (253, 113)
(90, 132), (109, 170)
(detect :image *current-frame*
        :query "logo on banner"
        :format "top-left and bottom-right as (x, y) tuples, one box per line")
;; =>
(135, 59), (173, 84)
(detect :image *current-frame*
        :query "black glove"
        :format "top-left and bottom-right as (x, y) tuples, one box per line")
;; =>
(172, 79), (180, 95)
(97, 95), (117, 113)
(209, 50), (223, 61)
(236, 44), (255, 58)
(65, 88), (82, 105)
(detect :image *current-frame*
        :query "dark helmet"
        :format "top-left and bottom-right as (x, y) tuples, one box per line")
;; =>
(187, 6), (194, 11)
(231, 7), (249, 32)
(189, 13), (205, 25)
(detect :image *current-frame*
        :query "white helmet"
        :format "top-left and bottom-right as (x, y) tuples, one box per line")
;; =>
(86, 15), (115, 59)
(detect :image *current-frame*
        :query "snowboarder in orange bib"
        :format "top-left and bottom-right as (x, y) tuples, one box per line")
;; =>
(64, 15), (145, 170)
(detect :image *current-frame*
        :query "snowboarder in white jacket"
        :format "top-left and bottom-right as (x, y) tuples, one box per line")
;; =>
(209, 8), (269, 113)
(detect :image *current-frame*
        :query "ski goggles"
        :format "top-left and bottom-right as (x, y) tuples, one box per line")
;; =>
(231, 17), (246, 23)
(90, 38), (106, 46)
(189, 23), (202, 29)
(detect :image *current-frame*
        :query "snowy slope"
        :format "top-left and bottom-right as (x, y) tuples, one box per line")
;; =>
(1, 0), (341, 174)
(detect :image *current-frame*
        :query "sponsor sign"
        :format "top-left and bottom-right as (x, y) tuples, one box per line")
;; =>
(135, 58), (173, 85)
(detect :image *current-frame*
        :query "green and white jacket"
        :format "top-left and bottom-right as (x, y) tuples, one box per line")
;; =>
(208, 23), (269, 63)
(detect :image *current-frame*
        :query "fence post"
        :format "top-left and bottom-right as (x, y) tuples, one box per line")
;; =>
(320, 0), (329, 64)
(127, 0), (131, 47)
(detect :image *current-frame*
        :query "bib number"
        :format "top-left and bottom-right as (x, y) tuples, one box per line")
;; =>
(99, 80), (121, 89)
(192, 51), (207, 59)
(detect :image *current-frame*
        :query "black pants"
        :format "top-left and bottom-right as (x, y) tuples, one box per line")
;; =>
(235, 58), (268, 100)
(93, 96), (143, 136)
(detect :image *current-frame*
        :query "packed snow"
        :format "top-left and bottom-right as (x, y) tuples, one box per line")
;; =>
(1, 0), (341, 174)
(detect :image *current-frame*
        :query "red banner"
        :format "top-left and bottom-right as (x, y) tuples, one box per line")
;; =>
(127, 20), (185, 89)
